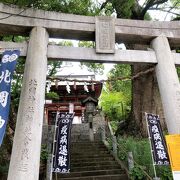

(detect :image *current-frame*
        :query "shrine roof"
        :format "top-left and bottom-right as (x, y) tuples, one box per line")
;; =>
(50, 82), (103, 99)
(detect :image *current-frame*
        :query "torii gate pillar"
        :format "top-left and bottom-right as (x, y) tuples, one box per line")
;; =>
(8, 27), (49, 180)
(152, 36), (180, 134)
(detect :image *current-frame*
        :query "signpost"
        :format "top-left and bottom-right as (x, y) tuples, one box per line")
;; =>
(166, 135), (180, 180)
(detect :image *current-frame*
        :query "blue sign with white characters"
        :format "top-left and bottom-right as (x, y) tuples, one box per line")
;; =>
(0, 50), (20, 146)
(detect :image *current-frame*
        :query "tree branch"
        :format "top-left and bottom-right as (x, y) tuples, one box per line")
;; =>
(140, 0), (168, 19)
(149, 8), (180, 16)
(151, 0), (168, 7)
(100, 0), (111, 10)
(164, 2), (180, 20)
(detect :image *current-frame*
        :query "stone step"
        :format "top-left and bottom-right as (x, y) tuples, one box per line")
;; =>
(70, 164), (121, 172)
(70, 142), (104, 147)
(71, 134), (89, 136)
(58, 169), (125, 178)
(71, 157), (114, 163)
(71, 147), (107, 153)
(59, 141), (129, 180)
(71, 161), (119, 167)
(71, 144), (106, 148)
(56, 174), (128, 180)
(70, 153), (112, 159)
(71, 135), (90, 142)
(71, 148), (107, 153)
(71, 150), (110, 156)
(71, 144), (106, 149)
(71, 141), (102, 144)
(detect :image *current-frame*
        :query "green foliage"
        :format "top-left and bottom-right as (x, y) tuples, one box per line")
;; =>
(176, 67), (180, 79)
(117, 136), (173, 179)
(0, 133), (11, 178)
(112, 0), (135, 18)
(2, 0), (100, 16)
(43, 0), (99, 16)
(156, 166), (173, 180)
(0, 0), (42, 8)
(170, 0), (180, 9)
(78, 41), (94, 48)
(100, 91), (130, 122)
(108, 64), (132, 99)
(0, 164), (9, 174)
(118, 137), (153, 177)
(58, 40), (73, 47)
(99, 65), (132, 135)
(118, 137), (153, 168)
(100, 64), (131, 125)
(177, 49), (180, 53)
(129, 165), (145, 180)
(45, 91), (59, 100)
(102, 2), (115, 16)
(144, 13), (152, 20)
(47, 61), (62, 76)
(40, 145), (48, 161)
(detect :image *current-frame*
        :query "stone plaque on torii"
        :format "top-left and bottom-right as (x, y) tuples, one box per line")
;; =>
(95, 16), (115, 53)
(0, 3), (179, 180)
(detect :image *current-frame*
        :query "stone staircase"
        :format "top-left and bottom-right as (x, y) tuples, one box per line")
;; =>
(56, 141), (129, 180)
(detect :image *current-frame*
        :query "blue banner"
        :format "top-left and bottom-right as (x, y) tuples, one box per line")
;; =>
(0, 50), (20, 146)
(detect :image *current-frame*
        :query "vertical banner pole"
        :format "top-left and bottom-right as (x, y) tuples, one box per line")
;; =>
(145, 112), (157, 178)
(50, 111), (60, 180)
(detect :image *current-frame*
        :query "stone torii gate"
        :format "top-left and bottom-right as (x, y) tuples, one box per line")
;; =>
(0, 3), (180, 180)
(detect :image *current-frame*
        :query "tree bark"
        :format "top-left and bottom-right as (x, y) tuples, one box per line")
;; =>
(131, 45), (167, 136)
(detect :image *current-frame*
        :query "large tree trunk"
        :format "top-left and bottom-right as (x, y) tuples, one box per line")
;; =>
(131, 46), (167, 137)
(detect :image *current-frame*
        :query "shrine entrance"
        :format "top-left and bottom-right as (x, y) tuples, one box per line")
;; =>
(44, 75), (102, 126)
(0, 2), (179, 180)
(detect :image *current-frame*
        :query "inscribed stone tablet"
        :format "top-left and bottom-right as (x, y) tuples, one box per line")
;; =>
(95, 16), (115, 53)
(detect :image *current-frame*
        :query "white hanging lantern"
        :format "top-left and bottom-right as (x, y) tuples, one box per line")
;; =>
(84, 82), (89, 92)
(66, 82), (71, 93)
(46, 80), (51, 93)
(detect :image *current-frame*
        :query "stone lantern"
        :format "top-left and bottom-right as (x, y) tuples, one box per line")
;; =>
(82, 96), (98, 123)
(82, 96), (98, 141)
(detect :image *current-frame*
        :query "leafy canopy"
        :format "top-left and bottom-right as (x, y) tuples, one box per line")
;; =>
(100, 90), (131, 122)
(1, 0), (100, 16)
